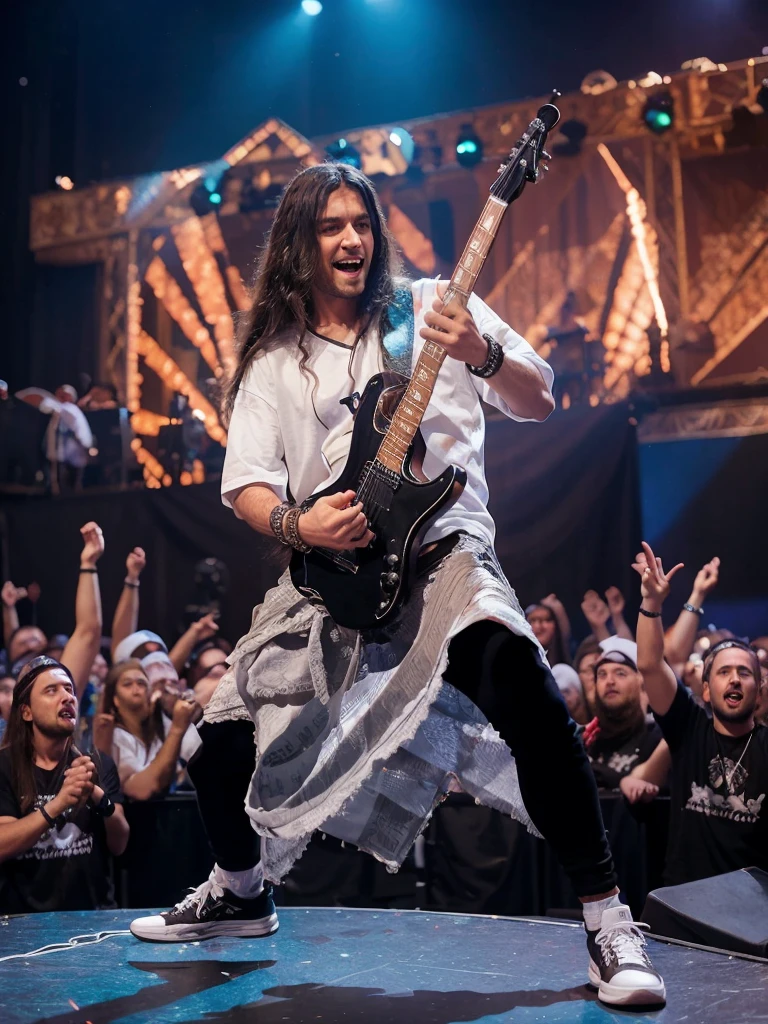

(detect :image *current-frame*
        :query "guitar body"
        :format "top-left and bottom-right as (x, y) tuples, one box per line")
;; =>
(290, 371), (466, 629)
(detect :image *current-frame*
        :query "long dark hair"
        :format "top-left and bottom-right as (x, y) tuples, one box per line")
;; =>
(102, 659), (162, 752)
(526, 603), (571, 667)
(223, 162), (404, 425)
(2, 657), (76, 814)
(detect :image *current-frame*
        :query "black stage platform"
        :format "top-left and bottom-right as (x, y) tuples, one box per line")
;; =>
(1, 908), (767, 1024)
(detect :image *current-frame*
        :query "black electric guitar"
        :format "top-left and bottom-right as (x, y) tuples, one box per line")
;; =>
(291, 100), (561, 629)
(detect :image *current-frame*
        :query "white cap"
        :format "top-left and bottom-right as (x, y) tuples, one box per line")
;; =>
(141, 651), (179, 685)
(598, 636), (638, 670)
(113, 629), (167, 665)
(552, 663), (583, 695)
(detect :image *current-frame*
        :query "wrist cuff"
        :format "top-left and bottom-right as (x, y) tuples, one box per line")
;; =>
(683, 602), (704, 616)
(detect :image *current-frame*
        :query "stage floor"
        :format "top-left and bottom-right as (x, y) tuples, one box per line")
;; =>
(1, 907), (766, 1024)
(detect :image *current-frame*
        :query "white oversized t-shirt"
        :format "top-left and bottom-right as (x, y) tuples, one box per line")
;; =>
(222, 279), (554, 548)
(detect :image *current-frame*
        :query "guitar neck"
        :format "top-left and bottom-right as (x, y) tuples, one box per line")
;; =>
(376, 195), (509, 473)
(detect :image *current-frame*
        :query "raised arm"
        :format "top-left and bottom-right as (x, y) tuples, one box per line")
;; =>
(582, 590), (611, 642)
(663, 556), (720, 671)
(61, 523), (104, 700)
(633, 541), (684, 717)
(605, 586), (634, 641)
(540, 594), (572, 651)
(120, 699), (198, 801)
(1, 582), (24, 650)
(111, 547), (146, 658)
(168, 613), (219, 675)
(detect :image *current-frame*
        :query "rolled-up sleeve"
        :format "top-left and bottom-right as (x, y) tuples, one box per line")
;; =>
(467, 292), (554, 422)
(221, 356), (289, 512)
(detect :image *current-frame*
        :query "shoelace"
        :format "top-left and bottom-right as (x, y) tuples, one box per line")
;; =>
(172, 876), (225, 919)
(597, 920), (652, 966)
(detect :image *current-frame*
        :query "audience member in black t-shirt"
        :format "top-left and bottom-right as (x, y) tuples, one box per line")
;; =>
(0, 656), (129, 913)
(634, 542), (767, 886)
(585, 641), (664, 791)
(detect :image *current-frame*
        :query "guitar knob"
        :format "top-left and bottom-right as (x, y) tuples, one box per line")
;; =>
(386, 553), (400, 566)
(380, 571), (400, 589)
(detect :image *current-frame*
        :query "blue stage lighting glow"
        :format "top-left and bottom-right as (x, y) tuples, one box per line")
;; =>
(301, 0), (323, 15)
(209, 192), (222, 205)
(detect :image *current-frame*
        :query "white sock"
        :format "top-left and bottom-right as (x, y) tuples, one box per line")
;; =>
(582, 892), (624, 932)
(212, 861), (264, 899)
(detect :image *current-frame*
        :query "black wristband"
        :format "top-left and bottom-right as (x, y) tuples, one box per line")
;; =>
(79, 567), (98, 573)
(468, 334), (505, 379)
(123, 580), (140, 589)
(39, 805), (57, 828)
(683, 602), (704, 616)
(91, 793), (116, 818)
(638, 607), (662, 618)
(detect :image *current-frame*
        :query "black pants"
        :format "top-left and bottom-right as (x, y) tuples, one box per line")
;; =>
(443, 620), (617, 898)
(188, 719), (261, 872)
(188, 621), (616, 896)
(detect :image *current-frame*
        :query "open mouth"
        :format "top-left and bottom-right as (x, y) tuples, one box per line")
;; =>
(59, 709), (76, 721)
(332, 258), (365, 276)
(724, 689), (743, 708)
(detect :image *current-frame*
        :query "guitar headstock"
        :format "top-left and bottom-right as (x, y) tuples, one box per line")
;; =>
(490, 97), (561, 204)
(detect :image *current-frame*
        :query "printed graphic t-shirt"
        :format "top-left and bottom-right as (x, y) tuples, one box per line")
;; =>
(655, 682), (768, 885)
(0, 749), (123, 913)
(587, 719), (663, 791)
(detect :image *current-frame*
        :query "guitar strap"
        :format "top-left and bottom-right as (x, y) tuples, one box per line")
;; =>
(381, 285), (415, 376)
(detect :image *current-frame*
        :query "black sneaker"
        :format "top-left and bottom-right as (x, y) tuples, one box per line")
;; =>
(586, 904), (666, 1007)
(130, 874), (279, 942)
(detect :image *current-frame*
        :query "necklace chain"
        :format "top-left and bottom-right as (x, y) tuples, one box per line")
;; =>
(715, 729), (754, 794)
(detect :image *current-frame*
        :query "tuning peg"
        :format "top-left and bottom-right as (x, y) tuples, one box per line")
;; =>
(541, 151), (552, 161)
(540, 162), (550, 171)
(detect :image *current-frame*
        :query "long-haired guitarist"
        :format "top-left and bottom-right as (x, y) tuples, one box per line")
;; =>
(130, 163), (665, 1008)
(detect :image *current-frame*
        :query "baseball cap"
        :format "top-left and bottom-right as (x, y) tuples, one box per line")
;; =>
(141, 651), (179, 685)
(113, 630), (167, 665)
(595, 636), (638, 672)
(552, 663), (583, 695)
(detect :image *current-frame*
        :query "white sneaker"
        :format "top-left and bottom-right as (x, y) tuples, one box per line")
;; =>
(586, 904), (666, 1007)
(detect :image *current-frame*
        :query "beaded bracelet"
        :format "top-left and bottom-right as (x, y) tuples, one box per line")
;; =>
(638, 607), (662, 618)
(283, 505), (312, 554)
(467, 334), (504, 379)
(269, 501), (294, 547)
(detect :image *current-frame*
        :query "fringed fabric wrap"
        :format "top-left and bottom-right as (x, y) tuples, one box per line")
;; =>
(204, 534), (543, 882)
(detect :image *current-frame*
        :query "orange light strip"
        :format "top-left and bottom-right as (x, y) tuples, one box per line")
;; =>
(130, 409), (172, 437)
(200, 214), (250, 312)
(136, 330), (227, 444)
(597, 144), (669, 342)
(145, 256), (222, 377)
(171, 218), (237, 376)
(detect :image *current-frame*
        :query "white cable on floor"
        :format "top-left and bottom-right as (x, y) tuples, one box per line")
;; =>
(0, 929), (131, 964)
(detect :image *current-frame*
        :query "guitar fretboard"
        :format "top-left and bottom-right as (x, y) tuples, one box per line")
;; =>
(377, 195), (509, 473)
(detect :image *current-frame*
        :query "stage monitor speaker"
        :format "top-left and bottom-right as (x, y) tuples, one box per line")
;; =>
(642, 867), (768, 959)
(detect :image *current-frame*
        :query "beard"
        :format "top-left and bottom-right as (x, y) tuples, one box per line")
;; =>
(711, 693), (757, 726)
(36, 718), (75, 740)
(595, 695), (645, 736)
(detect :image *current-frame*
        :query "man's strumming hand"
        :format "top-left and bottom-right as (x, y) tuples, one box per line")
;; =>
(420, 291), (488, 366)
(297, 491), (375, 551)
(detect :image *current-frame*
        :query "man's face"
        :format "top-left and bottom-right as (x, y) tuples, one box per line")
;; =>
(22, 669), (77, 738)
(594, 661), (643, 721)
(704, 648), (760, 725)
(312, 186), (374, 306)
(0, 676), (14, 721)
(9, 626), (48, 664)
(198, 647), (227, 680)
(114, 668), (151, 716)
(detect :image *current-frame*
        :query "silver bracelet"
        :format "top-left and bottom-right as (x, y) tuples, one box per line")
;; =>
(283, 505), (312, 554)
(467, 334), (504, 378)
(269, 502), (294, 546)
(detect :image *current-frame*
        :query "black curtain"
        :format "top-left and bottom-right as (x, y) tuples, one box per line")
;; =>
(29, 262), (101, 393)
(487, 400), (641, 635)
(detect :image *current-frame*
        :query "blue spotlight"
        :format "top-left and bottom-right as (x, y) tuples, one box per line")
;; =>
(325, 137), (361, 167)
(301, 0), (323, 15)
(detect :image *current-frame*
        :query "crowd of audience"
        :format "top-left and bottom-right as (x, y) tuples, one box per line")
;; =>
(0, 520), (765, 915)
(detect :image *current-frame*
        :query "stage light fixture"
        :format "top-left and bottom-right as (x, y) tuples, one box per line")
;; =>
(552, 119), (588, 157)
(455, 124), (483, 168)
(190, 175), (225, 216)
(301, 0), (323, 14)
(325, 137), (361, 168)
(642, 91), (674, 135)
(55, 175), (74, 191)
